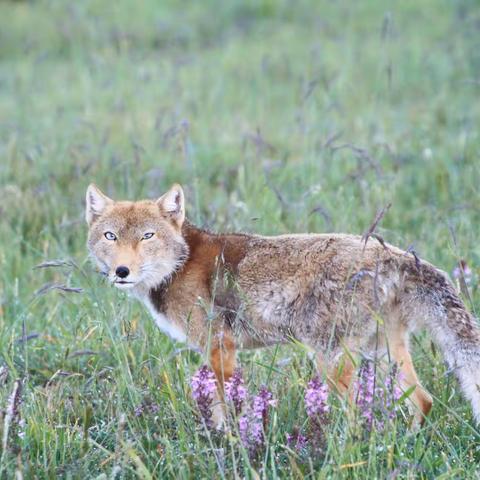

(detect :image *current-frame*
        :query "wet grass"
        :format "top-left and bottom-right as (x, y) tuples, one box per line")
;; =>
(1, 0), (480, 477)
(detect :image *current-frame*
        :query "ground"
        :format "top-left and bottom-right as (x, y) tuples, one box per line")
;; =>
(1, 0), (480, 478)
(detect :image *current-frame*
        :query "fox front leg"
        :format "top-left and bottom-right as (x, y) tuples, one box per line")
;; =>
(210, 331), (236, 389)
(316, 352), (356, 397)
(202, 329), (237, 430)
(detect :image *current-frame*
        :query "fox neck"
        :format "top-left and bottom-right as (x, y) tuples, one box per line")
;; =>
(141, 220), (248, 316)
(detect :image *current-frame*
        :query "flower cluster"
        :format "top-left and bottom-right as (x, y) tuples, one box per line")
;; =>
(238, 412), (264, 456)
(189, 360), (404, 461)
(190, 365), (217, 428)
(354, 359), (402, 431)
(252, 386), (276, 422)
(190, 366), (276, 458)
(224, 369), (248, 415)
(304, 376), (330, 452)
(305, 376), (329, 418)
(355, 360), (376, 427)
(384, 363), (403, 418)
(238, 386), (276, 459)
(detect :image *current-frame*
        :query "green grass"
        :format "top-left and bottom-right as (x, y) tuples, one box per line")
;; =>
(1, 0), (480, 477)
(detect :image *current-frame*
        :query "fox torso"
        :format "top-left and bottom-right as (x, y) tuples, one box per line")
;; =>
(86, 183), (480, 425)
(135, 221), (421, 354)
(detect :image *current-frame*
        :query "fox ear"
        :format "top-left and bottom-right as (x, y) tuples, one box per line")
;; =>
(157, 184), (185, 228)
(85, 184), (113, 225)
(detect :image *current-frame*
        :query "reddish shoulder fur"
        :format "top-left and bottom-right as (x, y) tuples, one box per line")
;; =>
(181, 221), (249, 284)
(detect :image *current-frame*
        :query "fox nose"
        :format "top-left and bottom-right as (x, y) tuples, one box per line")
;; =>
(115, 266), (130, 278)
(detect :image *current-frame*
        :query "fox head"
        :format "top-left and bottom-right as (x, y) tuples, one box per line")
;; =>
(85, 184), (188, 291)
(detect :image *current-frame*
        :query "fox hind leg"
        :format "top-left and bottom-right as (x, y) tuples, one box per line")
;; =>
(389, 334), (433, 426)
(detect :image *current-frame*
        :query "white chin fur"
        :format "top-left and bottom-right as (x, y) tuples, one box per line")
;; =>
(113, 282), (137, 290)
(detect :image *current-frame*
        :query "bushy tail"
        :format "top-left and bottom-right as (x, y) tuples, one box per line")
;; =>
(403, 261), (480, 424)
(434, 295), (480, 424)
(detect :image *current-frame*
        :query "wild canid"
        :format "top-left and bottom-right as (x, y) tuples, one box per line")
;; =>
(86, 183), (480, 426)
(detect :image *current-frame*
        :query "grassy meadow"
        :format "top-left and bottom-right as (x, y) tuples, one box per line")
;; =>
(1, 0), (480, 477)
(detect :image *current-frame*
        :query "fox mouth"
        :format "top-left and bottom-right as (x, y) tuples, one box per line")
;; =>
(113, 280), (136, 289)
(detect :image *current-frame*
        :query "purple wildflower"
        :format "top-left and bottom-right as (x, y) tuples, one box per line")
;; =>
(304, 376), (329, 452)
(224, 369), (248, 415)
(286, 428), (308, 453)
(238, 386), (276, 459)
(239, 412), (264, 457)
(384, 364), (403, 419)
(134, 404), (145, 417)
(304, 377), (329, 418)
(354, 360), (402, 431)
(452, 260), (472, 284)
(252, 386), (276, 424)
(191, 365), (217, 428)
(355, 361), (376, 428)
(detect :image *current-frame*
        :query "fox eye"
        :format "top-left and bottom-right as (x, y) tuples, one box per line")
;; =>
(142, 232), (155, 240)
(104, 231), (117, 241)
